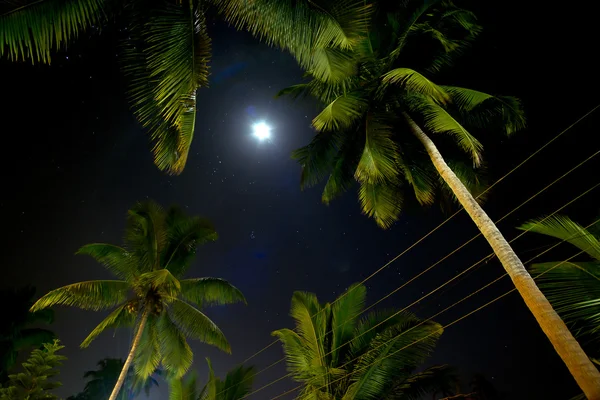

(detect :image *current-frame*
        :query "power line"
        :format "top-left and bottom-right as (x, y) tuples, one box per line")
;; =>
(239, 181), (599, 399)
(270, 244), (594, 400)
(228, 104), (600, 376)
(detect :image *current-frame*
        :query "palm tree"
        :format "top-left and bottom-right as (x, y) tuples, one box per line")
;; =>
(0, 286), (55, 383)
(519, 215), (600, 359)
(30, 200), (247, 400)
(67, 358), (161, 400)
(273, 283), (458, 399)
(275, 1), (600, 394)
(168, 358), (255, 400)
(0, 0), (369, 174)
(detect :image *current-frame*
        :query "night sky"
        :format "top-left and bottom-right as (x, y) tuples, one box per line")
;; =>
(2, 1), (599, 399)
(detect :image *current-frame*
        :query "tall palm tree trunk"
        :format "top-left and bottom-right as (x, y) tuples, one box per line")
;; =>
(406, 115), (600, 398)
(108, 308), (150, 400)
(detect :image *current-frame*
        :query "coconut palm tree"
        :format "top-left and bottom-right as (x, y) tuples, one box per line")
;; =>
(519, 215), (600, 358)
(273, 283), (458, 399)
(67, 358), (161, 400)
(275, 1), (600, 394)
(168, 358), (255, 400)
(0, 287), (55, 383)
(0, 0), (371, 174)
(30, 200), (246, 400)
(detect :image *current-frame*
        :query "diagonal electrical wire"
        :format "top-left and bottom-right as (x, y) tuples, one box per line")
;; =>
(227, 150), (599, 395)
(269, 243), (595, 400)
(227, 104), (600, 377)
(238, 182), (600, 399)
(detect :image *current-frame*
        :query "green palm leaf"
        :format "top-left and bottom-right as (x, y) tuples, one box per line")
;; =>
(355, 114), (400, 183)
(169, 371), (198, 400)
(381, 68), (449, 104)
(519, 215), (600, 260)
(330, 283), (365, 366)
(529, 261), (600, 336)
(30, 280), (130, 312)
(312, 93), (366, 132)
(126, 201), (168, 273)
(413, 99), (483, 166)
(0, 0), (105, 63)
(443, 86), (526, 135)
(357, 180), (403, 229)
(348, 319), (443, 400)
(124, 0), (211, 175)
(80, 302), (136, 348)
(169, 299), (230, 353)
(134, 314), (161, 379)
(308, 47), (357, 83)
(76, 243), (135, 279)
(180, 278), (246, 307)
(163, 206), (218, 277)
(158, 313), (193, 379)
(292, 131), (343, 190)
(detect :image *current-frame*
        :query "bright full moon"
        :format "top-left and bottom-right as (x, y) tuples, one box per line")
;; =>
(252, 122), (271, 141)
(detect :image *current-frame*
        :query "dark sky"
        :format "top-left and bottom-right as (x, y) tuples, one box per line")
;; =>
(2, 1), (599, 399)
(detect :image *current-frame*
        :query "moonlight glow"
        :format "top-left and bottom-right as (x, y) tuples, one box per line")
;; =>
(252, 122), (271, 141)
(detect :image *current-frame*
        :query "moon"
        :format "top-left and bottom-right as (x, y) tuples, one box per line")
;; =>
(252, 121), (271, 141)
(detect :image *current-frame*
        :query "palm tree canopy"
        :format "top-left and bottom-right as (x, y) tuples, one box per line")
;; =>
(30, 200), (246, 380)
(1, 0), (375, 174)
(277, 0), (526, 229)
(168, 358), (255, 400)
(518, 215), (600, 354)
(273, 283), (457, 399)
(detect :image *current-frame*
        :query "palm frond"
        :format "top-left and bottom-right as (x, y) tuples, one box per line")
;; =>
(125, 201), (168, 273)
(163, 207), (218, 277)
(169, 371), (198, 400)
(157, 312), (193, 379)
(292, 131), (342, 190)
(0, 0), (105, 63)
(212, 0), (371, 72)
(80, 302), (136, 348)
(530, 261), (600, 337)
(139, 270), (182, 299)
(30, 280), (129, 312)
(76, 243), (136, 280)
(180, 278), (246, 307)
(169, 299), (230, 353)
(271, 328), (314, 381)
(357, 180), (402, 229)
(308, 47), (357, 83)
(411, 99), (483, 166)
(330, 284), (366, 366)
(321, 134), (361, 204)
(519, 215), (600, 261)
(124, 1), (211, 174)
(397, 154), (436, 206)
(381, 68), (449, 104)
(288, 291), (327, 365)
(355, 114), (400, 183)
(348, 319), (443, 399)
(134, 314), (161, 379)
(443, 86), (526, 135)
(312, 93), (366, 132)
(215, 363), (256, 400)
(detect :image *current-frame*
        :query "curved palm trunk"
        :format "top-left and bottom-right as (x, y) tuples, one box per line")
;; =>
(108, 308), (150, 400)
(406, 116), (600, 398)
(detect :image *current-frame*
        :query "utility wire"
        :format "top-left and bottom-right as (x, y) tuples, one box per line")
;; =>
(231, 104), (600, 371)
(239, 182), (599, 399)
(233, 104), (600, 368)
(270, 243), (595, 400)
